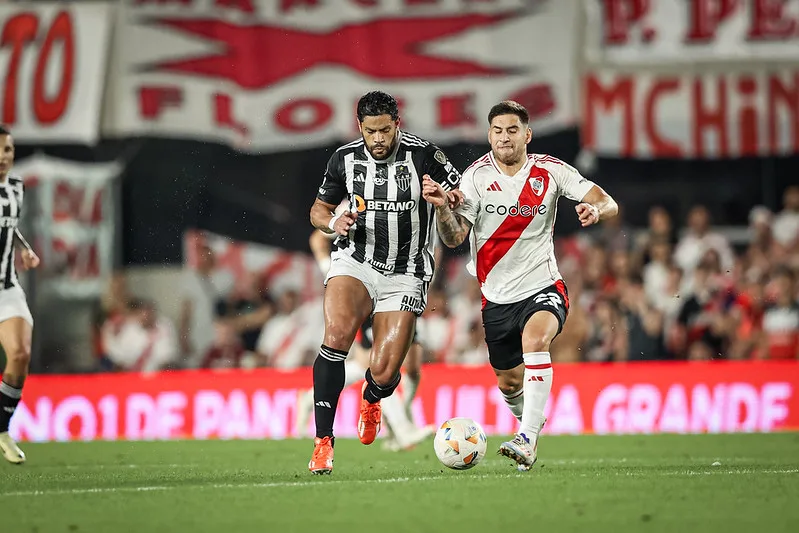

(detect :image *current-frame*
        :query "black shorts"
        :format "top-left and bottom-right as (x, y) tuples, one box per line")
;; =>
(358, 315), (420, 349)
(482, 281), (569, 371)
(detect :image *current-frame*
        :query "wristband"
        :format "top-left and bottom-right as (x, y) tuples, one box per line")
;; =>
(327, 215), (341, 232)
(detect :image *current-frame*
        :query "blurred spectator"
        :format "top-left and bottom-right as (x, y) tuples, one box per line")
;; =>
(456, 318), (489, 366)
(102, 299), (178, 373)
(180, 244), (228, 368)
(618, 276), (665, 361)
(93, 271), (132, 370)
(760, 267), (799, 360)
(201, 321), (249, 370)
(418, 288), (460, 363)
(255, 289), (318, 368)
(642, 236), (673, 307)
(583, 297), (626, 362)
(772, 186), (799, 249)
(674, 263), (728, 359)
(215, 270), (274, 352)
(673, 205), (734, 278)
(551, 270), (589, 363)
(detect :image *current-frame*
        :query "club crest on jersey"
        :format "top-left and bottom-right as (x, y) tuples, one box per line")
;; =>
(394, 164), (412, 192)
(529, 176), (545, 196)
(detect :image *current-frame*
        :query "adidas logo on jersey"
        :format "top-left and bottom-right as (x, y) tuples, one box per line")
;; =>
(486, 182), (502, 192)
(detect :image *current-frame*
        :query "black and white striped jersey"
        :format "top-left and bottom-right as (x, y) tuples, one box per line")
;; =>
(0, 174), (23, 290)
(317, 131), (461, 281)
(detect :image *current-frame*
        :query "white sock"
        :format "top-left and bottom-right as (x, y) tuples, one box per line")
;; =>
(381, 392), (415, 443)
(343, 360), (366, 388)
(403, 373), (420, 411)
(519, 352), (552, 443)
(501, 388), (524, 423)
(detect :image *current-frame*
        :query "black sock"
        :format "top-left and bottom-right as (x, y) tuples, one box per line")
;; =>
(0, 380), (22, 433)
(363, 368), (401, 404)
(313, 345), (348, 439)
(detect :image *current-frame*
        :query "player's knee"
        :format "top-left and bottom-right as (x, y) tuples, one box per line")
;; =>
(369, 365), (396, 388)
(323, 323), (356, 351)
(524, 333), (554, 354)
(6, 345), (31, 368)
(496, 374), (523, 396)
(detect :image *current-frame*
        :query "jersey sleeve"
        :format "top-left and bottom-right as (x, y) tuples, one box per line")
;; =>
(422, 144), (461, 192)
(551, 159), (595, 202)
(455, 167), (481, 225)
(316, 150), (347, 205)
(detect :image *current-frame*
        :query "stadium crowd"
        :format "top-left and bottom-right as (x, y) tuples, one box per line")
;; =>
(92, 186), (799, 372)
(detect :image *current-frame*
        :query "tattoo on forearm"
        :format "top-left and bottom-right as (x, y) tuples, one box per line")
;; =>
(436, 206), (468, 247)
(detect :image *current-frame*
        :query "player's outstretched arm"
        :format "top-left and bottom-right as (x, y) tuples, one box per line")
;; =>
(422, 175), (471, 248)
(575, 185), (618, 227)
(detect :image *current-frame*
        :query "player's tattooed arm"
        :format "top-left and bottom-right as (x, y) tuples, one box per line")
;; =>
(435, 205), (472, 248)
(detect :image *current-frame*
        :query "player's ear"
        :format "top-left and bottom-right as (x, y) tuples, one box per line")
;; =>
(356, 117), (363, 133)
(525, 127), (532, 144)
(395, 117), (401, 129)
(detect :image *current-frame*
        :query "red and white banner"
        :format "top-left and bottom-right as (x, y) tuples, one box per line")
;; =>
(582, 70), (799, 158)
(102, 0), (578, 153)
(0, 3), (112, 144)
(9, 360), (799, 442)
(584, 0), (799, 64)
(14, 155), (122, 298)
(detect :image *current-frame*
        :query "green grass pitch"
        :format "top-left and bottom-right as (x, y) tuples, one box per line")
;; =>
(4, 433), (799, 533)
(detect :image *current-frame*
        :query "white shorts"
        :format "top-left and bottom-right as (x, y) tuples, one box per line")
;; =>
(325, 252), (428, 316)
(0, 286), (33, 327)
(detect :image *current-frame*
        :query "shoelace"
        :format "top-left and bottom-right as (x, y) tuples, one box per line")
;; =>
(363, 404), (381, 424)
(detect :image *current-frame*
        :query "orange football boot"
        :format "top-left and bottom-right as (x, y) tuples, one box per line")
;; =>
(308, 436), (334, 475)
(358, 382), (382, 445)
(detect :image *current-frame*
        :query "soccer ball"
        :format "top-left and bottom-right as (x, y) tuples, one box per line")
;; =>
(433, 417), (487, 470)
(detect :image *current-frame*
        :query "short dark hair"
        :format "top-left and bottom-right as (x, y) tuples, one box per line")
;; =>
(0, 125), (10, 136)
(357, 91), (399, 122)
(487, 101), (529, 126)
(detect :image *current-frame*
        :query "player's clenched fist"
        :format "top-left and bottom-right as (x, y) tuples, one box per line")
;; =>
(422, 174), (448, 207)
(575, 203), (600, 227)
(329, 210), (358, 235)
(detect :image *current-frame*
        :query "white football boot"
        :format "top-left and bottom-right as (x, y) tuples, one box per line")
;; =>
(499, 417), (546, 472)
(0, 431), (26, 464)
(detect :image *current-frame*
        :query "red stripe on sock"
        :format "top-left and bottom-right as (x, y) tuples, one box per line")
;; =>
(525, 364), (551, 370)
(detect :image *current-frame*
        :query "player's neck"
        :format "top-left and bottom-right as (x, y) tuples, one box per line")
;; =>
(495, 159), (526, 177)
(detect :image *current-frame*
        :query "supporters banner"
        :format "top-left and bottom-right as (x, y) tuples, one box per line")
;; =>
(582, 69), (799, 159)
(13, 155), (122, 299)
(10, 360), (799, 442)
(0, 3), (113, 144)
(583, 0), (799, 64)
(102, 0), (578, 153)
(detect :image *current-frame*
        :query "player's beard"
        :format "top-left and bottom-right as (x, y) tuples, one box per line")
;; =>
(366, 136), (397, 160)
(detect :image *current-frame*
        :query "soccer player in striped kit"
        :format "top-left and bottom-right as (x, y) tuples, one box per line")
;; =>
(0, 126), (40, 464)
(427, 101), (618, 471)
(307, 91), (461, 474)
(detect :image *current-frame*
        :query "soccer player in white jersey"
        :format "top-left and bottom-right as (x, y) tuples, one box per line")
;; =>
(0, 126), (41, 464)
(423, 101), (618, 471)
